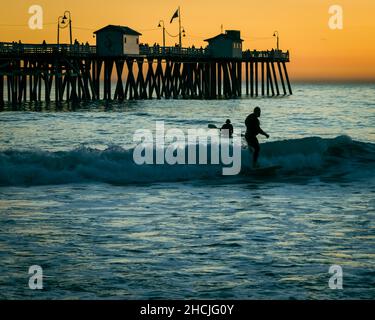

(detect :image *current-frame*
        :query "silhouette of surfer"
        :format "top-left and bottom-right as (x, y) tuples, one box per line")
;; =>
(245, 107), (269, 168)
(221, 119), (233, 138)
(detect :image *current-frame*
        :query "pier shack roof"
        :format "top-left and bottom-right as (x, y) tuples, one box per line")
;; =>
(204, 31), (244, 43)
(94, 25), (142, 36)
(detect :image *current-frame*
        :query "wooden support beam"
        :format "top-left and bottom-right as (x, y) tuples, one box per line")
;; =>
(44, 64), (51, 102)
(261, 62), (265, 96)
(29, 62), (33, 101)
(179, 63), (187, 98)
(126, 59), (137, 99)
(164, 60), (172, 99)
(228, 62), (235, 98)
(70, 72), (78, 102)
(255, 62), (258, 97)
(223, 62), (231, 98)
(106, 60), (114, 100)
(172, 61), (180, 98)
(145, 58), (155, 99)
(277, 62), (286, 95)
(38, 69), (42, 102)
(18, 62), (24, 104)
(207, 63), (211, 98)
(23, 60), (27, 102)
(189, 63), (195, 98)
(82, 59), (91, 101)
(87, 60), (96, 100)
(266, 62), (270, 96)
(136, 58), (147, 99)
(245, 62), (249, 95)
(7, 74), (11, 103)
(195, 63), (203, 98)
(268, 62), (275, 96)
(54, 60), (59, 102)
(271, 62), (280, 96)
(77, 64), (82, 101)
(217, 62), (222, 97)
(282, 62), (292, 95)
(184, 62), (190, 98)
(155, 59), (162, 99)
(178, 62), (185, 96)
(250, 61), (254, 97)
(210, 62), (217, 99)
(189, 63), (194, 98)
(114, 60), (125, 101)
(237, 61), (242, 97)
(96, 60), (103, 99)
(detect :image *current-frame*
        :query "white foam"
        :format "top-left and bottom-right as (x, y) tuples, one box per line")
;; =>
(0, 136), (373, 186)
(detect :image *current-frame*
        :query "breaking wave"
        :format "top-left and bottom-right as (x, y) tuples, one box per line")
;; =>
(0, 136), (374, 186)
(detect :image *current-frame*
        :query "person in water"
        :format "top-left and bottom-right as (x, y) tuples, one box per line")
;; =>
(245, 107), (269, 168)
(221, 119), (234, 138)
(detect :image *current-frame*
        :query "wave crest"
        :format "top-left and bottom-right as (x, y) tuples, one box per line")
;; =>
(0, 136), (374, 186)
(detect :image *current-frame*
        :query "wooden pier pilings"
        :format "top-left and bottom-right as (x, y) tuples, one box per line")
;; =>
(0, 43), (292, 105)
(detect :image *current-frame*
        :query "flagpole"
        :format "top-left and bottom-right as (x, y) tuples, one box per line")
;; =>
(178, 6), (182, 49)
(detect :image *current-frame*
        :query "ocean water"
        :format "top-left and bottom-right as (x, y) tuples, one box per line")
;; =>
(0, 83), (374, 299)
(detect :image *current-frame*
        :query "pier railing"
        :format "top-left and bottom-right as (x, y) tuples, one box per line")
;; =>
(242, 49), (289, 61)
(139, 45), (208, 58)
(0, 42), (289, 61)
(0, 42), (96, 56)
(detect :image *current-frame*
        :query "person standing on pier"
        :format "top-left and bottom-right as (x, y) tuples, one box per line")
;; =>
(245, 107), (269, 168)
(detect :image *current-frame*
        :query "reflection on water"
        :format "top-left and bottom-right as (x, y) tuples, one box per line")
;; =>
(0, 182), (374, 299)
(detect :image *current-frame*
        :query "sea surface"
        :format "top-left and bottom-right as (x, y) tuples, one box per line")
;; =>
(0, 83), (374, 299)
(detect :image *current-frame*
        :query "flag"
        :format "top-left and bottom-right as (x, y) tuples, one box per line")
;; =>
(170, 8), (179, 23)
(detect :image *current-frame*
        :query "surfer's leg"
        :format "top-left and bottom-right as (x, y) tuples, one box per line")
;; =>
(245, 135), (253, 165)
(252, 138), (260, 168)
(246, 135), (260, 168)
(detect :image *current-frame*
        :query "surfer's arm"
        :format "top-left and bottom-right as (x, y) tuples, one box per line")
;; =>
(258, 128), (269, 138)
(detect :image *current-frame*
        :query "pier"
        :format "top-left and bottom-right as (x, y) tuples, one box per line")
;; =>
(0, 41), (292, 105)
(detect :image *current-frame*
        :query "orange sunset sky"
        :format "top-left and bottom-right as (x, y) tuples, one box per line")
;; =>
(2, 0), (375, 81)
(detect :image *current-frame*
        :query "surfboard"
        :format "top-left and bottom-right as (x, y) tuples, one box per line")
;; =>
(245, 165), (282, 176)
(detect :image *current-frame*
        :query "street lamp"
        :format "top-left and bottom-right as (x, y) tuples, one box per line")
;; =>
(273, 31), (279, 51)
(57, 16), (67, 45)
(158, 20), (166, 49)
(65, 11), (73, 45)
(57, 11), (73, 45)
(63, 11), (73, 45)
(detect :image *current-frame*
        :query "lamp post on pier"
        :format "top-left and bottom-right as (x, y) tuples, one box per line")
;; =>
(57, 16), (65, 45)
(273, 31), (279, 50)
(63, 11), (73, 45)
(57, 11), (73, 45)
(158, 20), (166, 49)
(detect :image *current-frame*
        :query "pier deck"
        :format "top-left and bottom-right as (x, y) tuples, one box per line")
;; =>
(0, 42), (292, 105)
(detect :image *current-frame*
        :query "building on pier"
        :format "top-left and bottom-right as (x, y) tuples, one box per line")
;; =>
(205, 30), (243, 59)
(94, 25), (142, 56)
